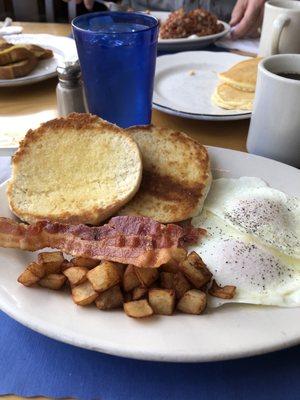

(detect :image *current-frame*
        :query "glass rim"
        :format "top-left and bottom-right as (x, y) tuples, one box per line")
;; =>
(72, 11), (159, 35)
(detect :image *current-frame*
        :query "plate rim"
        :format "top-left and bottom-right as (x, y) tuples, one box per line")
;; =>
(0, 146), (299, 362)
(152, 102), (251, 121)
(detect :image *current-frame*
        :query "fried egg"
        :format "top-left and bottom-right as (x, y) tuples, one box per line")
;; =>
(191, 177), (300, 308)
(204, 177), (300, 261)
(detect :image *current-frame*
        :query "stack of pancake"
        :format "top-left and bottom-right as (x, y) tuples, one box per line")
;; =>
(212, 57), (262, 111)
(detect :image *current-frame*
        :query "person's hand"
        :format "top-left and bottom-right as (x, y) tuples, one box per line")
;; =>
(230, 0), (266, 39)
(63, 0), (94, 10)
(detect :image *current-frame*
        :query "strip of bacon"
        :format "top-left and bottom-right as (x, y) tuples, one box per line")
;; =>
(0, 216), (204, 268)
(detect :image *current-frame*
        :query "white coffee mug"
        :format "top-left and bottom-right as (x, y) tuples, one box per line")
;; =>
(259, 0), (300, 57)
(247, 54), (300, 168)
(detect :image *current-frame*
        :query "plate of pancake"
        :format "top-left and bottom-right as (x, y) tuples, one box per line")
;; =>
(153, 51), (259, 121)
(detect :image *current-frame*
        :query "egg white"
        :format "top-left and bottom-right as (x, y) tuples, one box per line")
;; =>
(191, 177), (300, 308)
(203, 177), (300, 261)
(191, 211), (300, 307)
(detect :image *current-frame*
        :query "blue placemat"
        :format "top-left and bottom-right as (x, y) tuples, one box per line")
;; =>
(0, 310), (299, 400)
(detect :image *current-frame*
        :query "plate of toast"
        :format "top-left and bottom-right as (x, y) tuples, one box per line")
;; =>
(153, 51), (260, 121)
(0, 34), (77, 87)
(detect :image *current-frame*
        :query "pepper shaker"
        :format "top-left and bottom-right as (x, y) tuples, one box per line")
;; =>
(56, 60), (87, 116)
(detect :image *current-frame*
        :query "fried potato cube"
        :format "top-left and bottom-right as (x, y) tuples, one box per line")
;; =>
(71, 281), (98, 305)
(123, 299), (153, 318)
(173, 272), (191, 299)
(161, 260), (179, 273)
(160, 271), (191, 299)
(37, 251), (64, 274)
(39, 274), (66, 290)
(18, 261), (47, 286)
(134, 267), (159, 287)
(161, 248), (187, 273)
(27, 261), (46, 279)
(179, 252), (212, 288)
(177, 289), (207, 315)
(149, 288), (175, 315)
(63, 266), (88, 287)
(123, 265), (140, 292)
(70, 257), (100, 269)
(95, 285), (123, 310)
(87, 261), (120, 292)
(160, 272), (174, 289)
(18, 268), (40, 287)
(209, 280), (236, 299)
(132, 287), (148, 301)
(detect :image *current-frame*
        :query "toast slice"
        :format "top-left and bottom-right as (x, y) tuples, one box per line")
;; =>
(0, 45), (33, 66)
(0, 55), (38, 79)
(0, 38), (12, 52)
(23, 44), (53, 60)
(120, 125), (212, 223)
(8, 113), (142, 225)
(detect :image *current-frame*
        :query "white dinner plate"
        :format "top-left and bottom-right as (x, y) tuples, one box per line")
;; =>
(152, 11), (230, 52)
(0, 34), (77, 88)
(0, 147), (299, 362)
(153, 51), (252, 121)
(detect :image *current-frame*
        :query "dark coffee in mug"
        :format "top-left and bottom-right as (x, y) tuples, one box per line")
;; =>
(276, 72), (300, 80)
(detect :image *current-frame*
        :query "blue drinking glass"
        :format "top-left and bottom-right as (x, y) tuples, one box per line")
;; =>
(72, 12), (159, 128)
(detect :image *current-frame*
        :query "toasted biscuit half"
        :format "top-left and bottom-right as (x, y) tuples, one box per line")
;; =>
(219, 57), (262, 92)
(120, 125), (212, 223)
(8, 113), (142, 225)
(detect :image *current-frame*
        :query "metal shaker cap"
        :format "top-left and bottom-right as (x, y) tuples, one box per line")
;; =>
(57, 59), (81, 82)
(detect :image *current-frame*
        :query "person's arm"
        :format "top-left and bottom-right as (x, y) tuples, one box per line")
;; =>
(63, 0), (94, 10)
(230, 0), (266, 39)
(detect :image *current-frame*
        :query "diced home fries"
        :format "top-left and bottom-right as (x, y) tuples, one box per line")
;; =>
(149, 288), (175, 315)
(87, 261), (120, 292)
(72, 281), (98, 305)
(209, 279), (236, 299)
(37, 251), (64, 274)
(39, 273), (66, 290)
(124, 299), (153, 318)
(177, 290), (207, 315)
(17, 251), (236, 319)
(95, 286), (123, 310)
(63, 266), (89, 287)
